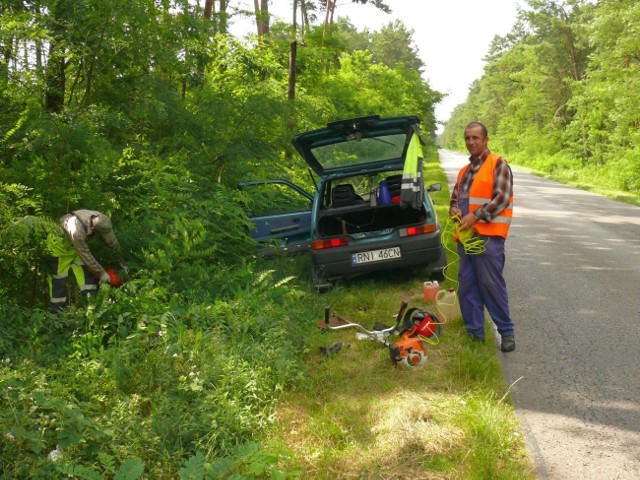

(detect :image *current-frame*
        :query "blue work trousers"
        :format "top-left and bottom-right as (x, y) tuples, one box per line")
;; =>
(457, 237), (514, 339)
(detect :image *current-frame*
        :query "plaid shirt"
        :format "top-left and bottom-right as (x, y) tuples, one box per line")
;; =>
(450, 149), (513, 222)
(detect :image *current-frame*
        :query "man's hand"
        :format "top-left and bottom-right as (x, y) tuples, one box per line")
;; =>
(99, 272), (111, 284)
(458, 212), (477, 231)
(449, 207), (463, 218)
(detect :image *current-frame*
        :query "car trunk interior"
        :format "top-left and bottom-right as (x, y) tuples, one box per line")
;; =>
(317, 203), (427, 237)
(317, 174), (429, 237)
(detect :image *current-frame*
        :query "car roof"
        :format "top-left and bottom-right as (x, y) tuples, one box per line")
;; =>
(291, 115), (422, 177)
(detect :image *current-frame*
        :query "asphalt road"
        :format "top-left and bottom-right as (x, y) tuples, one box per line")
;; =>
(438, 149), (640, 480)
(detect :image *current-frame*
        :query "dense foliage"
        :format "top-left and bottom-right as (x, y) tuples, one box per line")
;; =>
(441, 0), (640, 196)
(0, 1), (439, 477)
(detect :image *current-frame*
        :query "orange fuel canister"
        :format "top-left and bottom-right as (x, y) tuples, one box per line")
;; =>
(422, 281), (440, 302)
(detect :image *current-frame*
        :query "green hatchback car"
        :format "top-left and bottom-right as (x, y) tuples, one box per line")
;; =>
(240, 115), (447, 290)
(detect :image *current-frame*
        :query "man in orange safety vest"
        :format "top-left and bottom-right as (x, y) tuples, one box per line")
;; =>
(449, 122), (515, 352)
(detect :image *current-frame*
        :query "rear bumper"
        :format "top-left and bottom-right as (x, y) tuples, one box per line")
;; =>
(311, 232), (446, 280)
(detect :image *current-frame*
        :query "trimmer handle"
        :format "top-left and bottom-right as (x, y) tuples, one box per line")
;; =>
(394, 300), (409, 328)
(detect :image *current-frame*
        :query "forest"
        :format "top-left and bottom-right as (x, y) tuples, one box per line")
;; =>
(441, 0), (640, 200)
(0, 0), (636, 478)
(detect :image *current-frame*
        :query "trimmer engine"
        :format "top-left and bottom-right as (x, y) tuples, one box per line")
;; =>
(389, 308), (441, 368)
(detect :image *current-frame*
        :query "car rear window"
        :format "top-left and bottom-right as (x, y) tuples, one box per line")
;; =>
(311, 133), (406, 170)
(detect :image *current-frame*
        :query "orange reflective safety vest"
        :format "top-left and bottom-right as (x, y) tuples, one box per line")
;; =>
(457, 153), (514, 238)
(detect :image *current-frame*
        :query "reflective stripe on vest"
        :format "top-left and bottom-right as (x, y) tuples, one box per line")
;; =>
(457, 153), (513, 238)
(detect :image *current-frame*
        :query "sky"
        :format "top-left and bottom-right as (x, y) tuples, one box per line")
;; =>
(228, 0), (523, 129)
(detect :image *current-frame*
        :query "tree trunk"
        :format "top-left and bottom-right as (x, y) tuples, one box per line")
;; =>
(567, 38), (581, 81)
(254, 0), (263, 37)
(260, 0), (270, 37)
(204, 0), (213, 20)
(285, 40), (297, 164)
(330, 0), (337, 25)
(292, 0), (297, 36)
(300, 0), (310, 34)
(44, 43), (65, 113)
(219, 0), (228, 34)
(323, 0), (339, 36)
(35, 37), (43, 69)
(205, 0), (228, 34)
(288, 41), (297, 102)
(0, 37), (12, 83)
(323, 0), (332, 36)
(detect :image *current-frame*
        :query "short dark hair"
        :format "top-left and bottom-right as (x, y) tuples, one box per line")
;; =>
(465, 122), (488, 137)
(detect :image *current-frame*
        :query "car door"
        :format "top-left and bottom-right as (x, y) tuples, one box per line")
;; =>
(237, 179), (314, 256)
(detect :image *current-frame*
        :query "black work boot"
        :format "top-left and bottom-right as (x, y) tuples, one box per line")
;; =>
(501, 335), (516, 352)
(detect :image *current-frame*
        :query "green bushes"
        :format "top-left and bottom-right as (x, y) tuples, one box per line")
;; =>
(0, 266), (312, 478)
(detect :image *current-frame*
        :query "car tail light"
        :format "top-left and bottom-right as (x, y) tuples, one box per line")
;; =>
(311, 237), (349, 250)
(399, 223), (437, 237)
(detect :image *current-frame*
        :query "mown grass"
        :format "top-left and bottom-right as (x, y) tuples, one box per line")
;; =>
(267, 155), (536, 479)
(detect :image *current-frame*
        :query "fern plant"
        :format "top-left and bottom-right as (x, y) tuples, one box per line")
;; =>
(0, 213), (64, 307)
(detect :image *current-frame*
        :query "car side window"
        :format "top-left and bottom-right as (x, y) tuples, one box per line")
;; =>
(241, 183), (311, 217)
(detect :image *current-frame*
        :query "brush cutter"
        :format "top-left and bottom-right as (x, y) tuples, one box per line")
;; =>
(322, 300), (442, 369)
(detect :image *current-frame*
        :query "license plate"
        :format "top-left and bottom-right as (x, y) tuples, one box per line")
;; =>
(352, 247), (401, 265)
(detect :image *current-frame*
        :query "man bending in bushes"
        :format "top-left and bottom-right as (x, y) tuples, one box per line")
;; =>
(46, 209), (128, 312)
